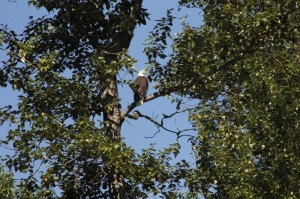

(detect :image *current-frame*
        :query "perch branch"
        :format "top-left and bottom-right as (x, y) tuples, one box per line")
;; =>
(121, 54), (245, 122)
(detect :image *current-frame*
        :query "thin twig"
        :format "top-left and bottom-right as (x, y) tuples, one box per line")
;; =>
(0, 144), (16, 151)
(129, 110), (195, 139)
(144, 130), (160, 139)
(25, 158), (45, 186)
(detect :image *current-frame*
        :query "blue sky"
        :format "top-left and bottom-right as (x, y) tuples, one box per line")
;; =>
(0, 0), (203, 179)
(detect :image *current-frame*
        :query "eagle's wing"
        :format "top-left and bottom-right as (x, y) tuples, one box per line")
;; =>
(131, 76), (149, 104)
(131, 76), (142, 91)
(137, 77), (148, 97)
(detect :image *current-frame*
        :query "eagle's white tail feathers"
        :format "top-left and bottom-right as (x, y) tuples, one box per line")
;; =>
(136, 100), (143, 106)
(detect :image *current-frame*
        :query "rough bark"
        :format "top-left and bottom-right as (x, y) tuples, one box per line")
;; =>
(101, 1), (143, 198)
(102, 75), (128, 199)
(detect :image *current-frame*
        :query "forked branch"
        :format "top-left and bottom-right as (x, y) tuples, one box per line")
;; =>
(127, 110), (195, 139)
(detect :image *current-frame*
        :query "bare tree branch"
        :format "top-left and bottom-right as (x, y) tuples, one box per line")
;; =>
(0, 144), (16, 151)
(160, 108), (194, 126)
(127, 110), (195, 139)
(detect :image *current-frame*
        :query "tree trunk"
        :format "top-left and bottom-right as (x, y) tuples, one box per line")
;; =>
(101, 1), (144, 197)
(103, 75), (122, 142)
(102, 74), (129, 199)
(108, 173), (129, 199)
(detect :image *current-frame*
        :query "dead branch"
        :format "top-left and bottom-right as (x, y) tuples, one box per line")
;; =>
(160, 108), (194, 126)
(127, 110), (195, 139)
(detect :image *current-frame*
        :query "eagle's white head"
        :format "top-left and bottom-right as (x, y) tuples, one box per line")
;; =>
(138, 70), (146, 77)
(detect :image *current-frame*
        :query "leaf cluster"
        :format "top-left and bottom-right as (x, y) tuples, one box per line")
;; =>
(0, 166), (15, 199)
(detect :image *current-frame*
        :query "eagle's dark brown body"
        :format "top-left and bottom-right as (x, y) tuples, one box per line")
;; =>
(132, 76), (148, 105)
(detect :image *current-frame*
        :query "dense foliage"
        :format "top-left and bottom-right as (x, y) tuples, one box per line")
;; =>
(1, 0), (300, 198)
(0, 166), (15, 199)
(172, 0), (300, 198)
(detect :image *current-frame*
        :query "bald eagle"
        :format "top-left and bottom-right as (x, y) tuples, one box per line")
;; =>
(131, 70), (149, 106)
